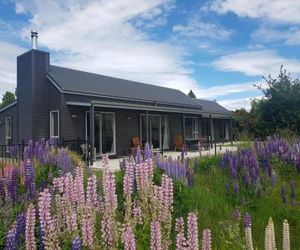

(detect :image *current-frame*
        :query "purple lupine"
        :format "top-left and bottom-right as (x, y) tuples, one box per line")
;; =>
(25, 160), (36, 199)
(56, 148), (73, 174)
(244, 213), (251, 228)
(291, 180), (296, 205)
(8, 167), (18, 203)
(71, 237), (82, 250)
(5, 227), (17, 250)
(16, 213), (26, 244)
(122, 224), (136, 250)
(186, 168), (194, 187)
(187, 213), (199, 250)
(202, 229), (212, 250)
(26, 203), (36, 250)
(150, 221), (162, 250)
(281, 185), (287, 206)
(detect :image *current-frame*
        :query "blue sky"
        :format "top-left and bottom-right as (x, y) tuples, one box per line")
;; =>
(1, 0), (300, 110)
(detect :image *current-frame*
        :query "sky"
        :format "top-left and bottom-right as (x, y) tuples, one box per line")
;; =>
(1, 0), (300, 110)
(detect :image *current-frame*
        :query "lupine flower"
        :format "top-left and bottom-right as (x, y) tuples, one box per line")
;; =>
(282, 219), (290, 250)
(71, 236), (82, 250)
(232, 209), (241, 220)
(133, 203), (143, 225)
(122, 224), (136, 250)
(150, 221), (162, 250)
(16, 213), (26, 244)
(244, 213), (253, 250)
(265, 218), (276, 250)
(187, 213), (198, 250)
(202, 229), (211, 250)
(5, 227), (17, 250)
(175, 217), (186, 250)
(56, 148), (73, 174)
(101, 217), (113, 248)
(25, 160), (36, 199)
(81, 214), (94, 248)
(74, 165), (85, 205)
(86, 175), (98, 208)
(26, 203), (36, 250)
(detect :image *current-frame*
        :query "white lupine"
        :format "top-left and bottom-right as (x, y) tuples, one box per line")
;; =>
(245, 227), (254, 250)
(265, 218), (277, 250)
(282, 219), (290, 250)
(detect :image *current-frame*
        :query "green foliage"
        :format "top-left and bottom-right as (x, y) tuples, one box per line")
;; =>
(0, 91), (16, 109)
(188, 89), (196, 98)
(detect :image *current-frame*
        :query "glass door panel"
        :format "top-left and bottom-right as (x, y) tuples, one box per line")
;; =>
(95, 114), (101, 155)
(150, 116), (160, 149)
(101, 113), (115, 154)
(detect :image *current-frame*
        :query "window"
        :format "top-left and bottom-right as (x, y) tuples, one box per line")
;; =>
(5, 117), (12, 145)
(50, 111), (59, 138)
(184, 117), (198, 139)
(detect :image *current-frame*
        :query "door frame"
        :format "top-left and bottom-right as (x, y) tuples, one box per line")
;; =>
(85, 111), (116, 156)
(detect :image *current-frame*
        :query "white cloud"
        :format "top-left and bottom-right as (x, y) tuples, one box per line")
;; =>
(0, 41), (26, 97)
(218, 96), (263, 111)
(212, 50), (300, 76)
(252, 26), (300, 45)
(173, 17), (233, 41)
(10, 0), (201, 94)
(209, 0), (300, 25)
(194, 81), (263, 99)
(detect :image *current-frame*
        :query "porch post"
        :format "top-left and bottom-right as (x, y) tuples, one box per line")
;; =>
(145, 110), (149, 143)
(209, 115), (213, 148)
(89, 102), (95, 165)
(230, 116), (233, 146)
(182, 114), (185, 142)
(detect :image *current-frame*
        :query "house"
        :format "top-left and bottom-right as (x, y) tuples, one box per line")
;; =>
(0, 31), (232, 159)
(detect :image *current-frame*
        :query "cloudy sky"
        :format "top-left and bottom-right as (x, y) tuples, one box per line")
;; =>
(1, 0), (300, 110)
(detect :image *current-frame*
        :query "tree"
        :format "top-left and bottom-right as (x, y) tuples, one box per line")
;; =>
(0, 91), (16, 109)
(188, 90), (196, 98)
(254, 66), (300, 136)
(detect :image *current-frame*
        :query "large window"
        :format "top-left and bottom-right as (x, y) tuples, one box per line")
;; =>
(5, 117), (12, 145)
(140, 114), (169, 149)
(184, 117), (198, 139)
(50, 110), (59, 138)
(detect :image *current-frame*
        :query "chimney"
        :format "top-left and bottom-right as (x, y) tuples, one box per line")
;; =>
(31, 30), (38, 49)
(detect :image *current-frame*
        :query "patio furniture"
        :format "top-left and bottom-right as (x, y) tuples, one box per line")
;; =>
(174, 135), (186, 151)
(130, 136), (143, 155)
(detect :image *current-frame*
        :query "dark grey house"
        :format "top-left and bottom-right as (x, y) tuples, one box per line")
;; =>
(0, 32), (232, 158)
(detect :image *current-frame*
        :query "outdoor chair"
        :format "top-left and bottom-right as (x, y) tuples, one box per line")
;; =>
(174, 135), (186, 151)
(130, 136), (143, 155)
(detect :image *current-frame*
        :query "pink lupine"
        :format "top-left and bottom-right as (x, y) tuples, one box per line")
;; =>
(151, 221), (162, 250)
(38, 188), (60, 249)
(26, 203), (36, 250)
(153, 185), (163, 221)
(187, 213), (199, 250)
(202, 229), (211, 250)
(133, 203), (143, 225)
(175, 217), (187, 250)
(63, 173), (74, 204)
(161, 174), (173, 221)
(103, 166), (117, 215)
(101, 217), (113, 248)
(53, 177), (64, 194)
(124, 172), (133, 222)
(74, 165), (85, 204)
(66, 210), (78, 233)
(38, 189), (53, 236)
(122, 224), (136, 250)
(81, 214), (94, 248)
(86, 175), (98, 208)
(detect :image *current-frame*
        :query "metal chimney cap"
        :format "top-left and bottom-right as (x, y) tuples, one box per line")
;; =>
(31, 30), (38, 37)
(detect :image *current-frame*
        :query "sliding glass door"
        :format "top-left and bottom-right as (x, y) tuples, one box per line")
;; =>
(86, 112), (116, 155)
(140, 114), (169, 149)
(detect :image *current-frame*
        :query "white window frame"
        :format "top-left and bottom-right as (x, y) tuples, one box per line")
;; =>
(50, 110), (60, 138)
(5, 117), (12, 145)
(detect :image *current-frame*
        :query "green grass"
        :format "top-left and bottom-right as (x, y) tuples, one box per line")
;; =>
(171, 156), (300, 249)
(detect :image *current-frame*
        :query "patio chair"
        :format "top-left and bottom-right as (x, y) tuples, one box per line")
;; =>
(174, 135), (186, 151)
(131, 136), (143, 155)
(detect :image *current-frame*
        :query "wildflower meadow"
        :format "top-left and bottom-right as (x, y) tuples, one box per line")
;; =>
(1, 137), (300, 249)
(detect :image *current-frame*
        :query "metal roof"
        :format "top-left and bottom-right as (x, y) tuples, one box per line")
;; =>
(196, 99), (231, 116)
(47, 65), (202, 109)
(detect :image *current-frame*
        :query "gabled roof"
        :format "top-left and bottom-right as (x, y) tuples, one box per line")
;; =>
(0, 101), (17, 113)
(196, 99), (231, 116)
(47, 65), (201, 109)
